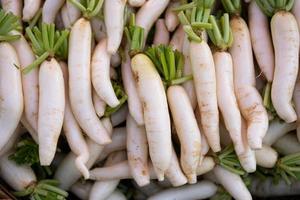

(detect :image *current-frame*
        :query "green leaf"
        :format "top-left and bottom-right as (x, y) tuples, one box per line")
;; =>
(9, 139), (39, 166)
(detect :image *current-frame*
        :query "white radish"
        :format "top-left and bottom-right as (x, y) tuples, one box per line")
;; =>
(61, 1), (81, 28)
(104, 0), (126, 54)
(42, 0), (65, 24)
(136, 0), (170, 41)
(111, 52), (121, 68)
(213, 165), (252, 200)
(121, 51), (144, 125)
(167, 85), (201, 183)
(54, 118), (112, 190)
(38, 58), (65, 166)
(1, 0), (22, 17)
(169, 25), (184, 51)
(128, 0), (145, 7)
(91, 38), (119, 107)
(0, 152), (37, 191)
(91, 17), (106, 42)
(68, 18), (111, 145)
(271, 11), (299, 123)
(189, 40), (220, 152)
(273, 133), (300, 155)
(153, 19), (170, 45)
(148, 180), (217, 200)
(0, 42), (23, 151)
(164, 1), (179, 32)
(20, 115), (38, 142)
(214, 51), (244, 155)
(248, 0), (274, 82)
(0, 124), (23, 157)
(111, 104), (129, 127)
(255, 145), (278, 168)
(92, 90), (106, 118)
(22, 0), (41, 22)
(293, 75), (300, 141)
(127, 114), (150, 186)
(60, 61), (89, 179)
(292, 0), (300, 37)
(196, 156), (215, 176)
(89, 151), (127, 200)
(70, 181), (92, 200)
(263, 119), (296, 145)
(229, 17), (268, 149)
(131, 53), (172, 181)
(11, 32), (39, 132)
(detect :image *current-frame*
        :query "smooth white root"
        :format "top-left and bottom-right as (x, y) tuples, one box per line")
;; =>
(271, 11), (300, 123)
(92, 90), (106, 118)
(92, 38), (119, 107)
(60, 62), (89, 179)
(292, 0), (300, 38)
(106, 190), (127, 200)
(127, 114), (150, 186)
(128, 0), (145, 7)
(89, 151), (127, 200)
(54, 118), (112, 190)
(273, 133), (300, 155)
(255, 145), (278, 168)
(61, 1), (81, 28)
(293, 75), (300, 141)
(131, 54), (172, 181)
(111, 53), (121, 68)
(196, 156), (215, 176)
(11, 32), (39, 132)
(68, 18), (111, 145)
(147, 180), (217, 200)
(167, 85), (201, 183)
(182, 36), (197, 109)
(121, 50), (144, 125)
(263, 119), (296, 145)
(70, 181), (92, 200)
(136, 0), (170, 41)
(250, 177), (300, 197)
(213, 166), (252, 200)
(169, 26), (184, 51)
(38, 58), (65, 166)
(0, 42), (23, 151)
(111, 104), (129, 127)
(164, 1), (180, 32)
(248, 0), (274, 82)
(20, 116), (38, 142)
(97, 127), (127, 162)
(42, 0), (65, 24)
(1, 0), (22, 17)
(0, 152), (37, 191)
(104, 0), (126, 54)
(214, 51), (244, 155)
(189, 41), (220, 152)
(153, 19), (170, 45)
(0, 124), (23, 157)
(230, 17), (268, 149)
(91, 17), (106, 42)
(195, 108), (210, 161)
(22, 0), (41, 22)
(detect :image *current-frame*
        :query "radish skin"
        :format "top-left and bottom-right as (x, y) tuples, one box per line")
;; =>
(214, 166), (252, 200)
(136, 0), (170, 41)
(92, 38), (119, 107)
(60, 62), (89, 179)
(148, 180), (217, 200)
(0, 152), (37, 191)
(169, 26), (184, 51)
(127, 114), (150, 186)
(189, 41), (220, 152)
(248, 0), (274, 82)
(164, 2), (179, 32)
(91, 17), (106, 42)
(271, 11), (300, 123)
(0, 124), (23, 157)
(121, 51), (144, 125)
(214, 51), (244, 155)
(92, 90), (106, 118)
(22, 0), (41, 22)
(293, 75), (300, 141)
(196, 156), (215, 176)
(167, 85), (201, 183)
(292, 0), (300, 38)
(42, 0), (65, 24)
(273, 133), (300, 155)
(104, 0), (126, 54)
(11, 33), (39, 132)
(153, 19), (170, 45)
(1, 0), (22, 17)
(21, 115), (38, 143)
(255, 145), (278, 168)
(61, 1), (81, 28)
(128, 0), (145, 7)
(68, 18), (111, 145)
(229, 16), (268, 149)
(0, 42), (23, 151)
(54, 118), (112, 190)
(38, 58), (65, 166)
(70, 181), (92, 200)
(131, 53), (172, 181)
(111, 104), (128, 127)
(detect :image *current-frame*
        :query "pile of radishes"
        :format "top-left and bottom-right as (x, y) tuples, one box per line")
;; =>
(0, 0), (300, 199)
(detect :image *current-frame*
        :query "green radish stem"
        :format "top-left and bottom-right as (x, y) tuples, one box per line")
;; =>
(221, 0), (241, 15)
(255, 0), (294, 17)
(68, 0), (104, 19)
(0, 9), (21, 41)
(22, 23), (69, 74)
